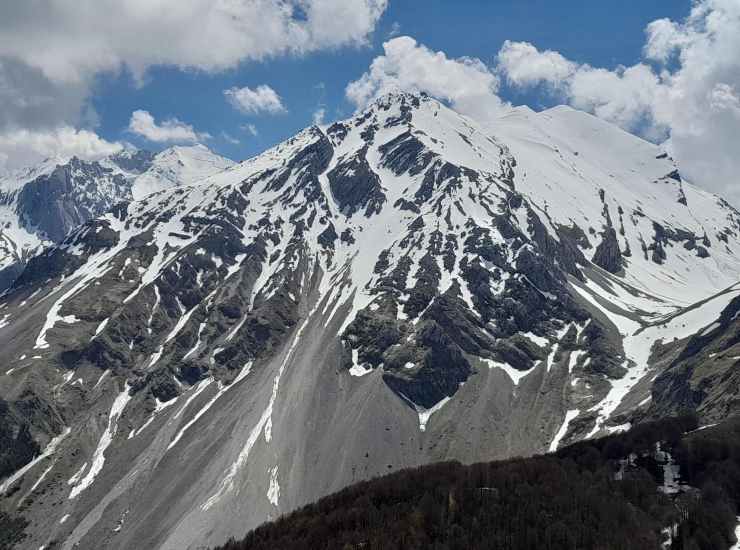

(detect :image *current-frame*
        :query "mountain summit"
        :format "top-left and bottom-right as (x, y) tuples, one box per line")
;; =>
(1, 92), (739, 549)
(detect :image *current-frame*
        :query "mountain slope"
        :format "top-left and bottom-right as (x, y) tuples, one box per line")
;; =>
(0, 146), (234, 291)
(0, 92), (739, 549)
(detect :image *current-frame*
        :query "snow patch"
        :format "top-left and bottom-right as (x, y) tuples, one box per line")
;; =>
(267, 465), (280, 507)
(0, 427), (70, 495)
(416, 396), (451, 432)
(69, 385), (131, 499)
(482, 358), (533, 386)
(349, 349), (372, 377)
(549, 409), (580, 452)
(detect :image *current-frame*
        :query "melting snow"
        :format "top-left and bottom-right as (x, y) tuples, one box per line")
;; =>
(482, 358), (533, 386)
(0, 427), (70, 495)
(267, 465), (280, 507)
(67, 462), (88, 486)
(69, 385), (131, 499)
(521, 331), (549, 347)
(729, 518), (740, 550)
(416, 396), (451, 432)
(91, 318), (109, 340)
(167, 363), (252, 451)
(549, 409), (580, 452)
(348, 349), (372, 377)
(202, 312), (313, 511)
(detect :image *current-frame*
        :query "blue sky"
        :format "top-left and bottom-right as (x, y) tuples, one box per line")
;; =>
(92, 1), (691, 162)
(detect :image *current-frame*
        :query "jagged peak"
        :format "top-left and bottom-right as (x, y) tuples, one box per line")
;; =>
(371, 89), (432, 108)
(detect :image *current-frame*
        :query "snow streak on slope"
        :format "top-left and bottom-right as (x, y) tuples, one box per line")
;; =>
(69, 385), (131, 499)
(0, 427), (70, 495)
(549, 409), (580, 452)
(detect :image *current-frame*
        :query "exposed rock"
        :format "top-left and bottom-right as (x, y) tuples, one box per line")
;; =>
(592, 227), (622, 273)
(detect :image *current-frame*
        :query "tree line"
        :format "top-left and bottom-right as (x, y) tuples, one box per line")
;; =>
(214, 414), (740, 550)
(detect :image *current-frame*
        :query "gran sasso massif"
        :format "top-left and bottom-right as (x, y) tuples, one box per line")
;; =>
(1, 93), (739, 549)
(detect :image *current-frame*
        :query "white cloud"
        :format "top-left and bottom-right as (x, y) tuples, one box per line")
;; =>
(497, 40), (576, 88)
(0, 0), (387, 167)
(568, 64), (664, 134)
(128, 110), (209, 144)
(224, 85), (286, 115)
(387, 21), (402, 39)
(312, 107), (326, 125)
(496, 0), (740, 207)
(0, 1), (388, 86)
(221, 132), (240, 145)
(241, 124), (259, 137)
(643, 18), (692, 63)
(0, 127), (122, 172)
(498, 41), (663, 134)
(346, 36), (507, 123)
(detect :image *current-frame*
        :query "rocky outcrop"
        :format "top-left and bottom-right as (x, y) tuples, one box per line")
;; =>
(592, 227), (622, 273)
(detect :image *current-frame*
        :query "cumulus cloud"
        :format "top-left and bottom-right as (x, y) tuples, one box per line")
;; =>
(497, 41), (664, 134)
(0, 127), (122, 172)
(224, 85), (286, 115)
(312, 108), (327, 125)
(0, 0), (388, 85)
(496, 0), (740, 206)
(0, 0), (387, 170)
(346, 36), (507, 123)
(128, 110), (209, 144)
(497, 40), (576, 89)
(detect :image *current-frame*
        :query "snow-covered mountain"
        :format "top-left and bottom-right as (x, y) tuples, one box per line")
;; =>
(1, 92), (739, 549)
(128, 145), (235, 200)
(0, 145), (234, 291)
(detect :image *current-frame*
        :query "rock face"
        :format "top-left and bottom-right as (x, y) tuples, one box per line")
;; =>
(0, 146), (233, 292)
(1, 92), (740, 550)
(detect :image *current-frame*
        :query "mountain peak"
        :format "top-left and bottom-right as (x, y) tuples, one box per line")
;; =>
(130, 143), (234, 199)
(2, 89), (740, 549)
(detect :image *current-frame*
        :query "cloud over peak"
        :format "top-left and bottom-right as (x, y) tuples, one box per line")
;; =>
(0, 0), (388, 172)
(0, 127), (122, 173)
(346, 36), (507, 123)
(224, 85), (287, 115)
(128, 110), (209, 144)
(495, 0), (740, 204)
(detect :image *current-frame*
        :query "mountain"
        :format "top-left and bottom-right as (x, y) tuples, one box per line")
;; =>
(1, 92), (739, 550)
(129, 145), (236, 200)
(0, 145), (234, 291)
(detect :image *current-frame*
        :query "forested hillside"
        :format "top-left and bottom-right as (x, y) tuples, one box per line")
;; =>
(215, 415), (740, 550)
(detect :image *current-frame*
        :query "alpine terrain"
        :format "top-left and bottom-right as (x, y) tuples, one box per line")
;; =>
(1, 92), (739, 549)
(0, 145), (234, 292)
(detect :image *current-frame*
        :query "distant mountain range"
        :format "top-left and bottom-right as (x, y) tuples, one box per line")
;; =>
(1, 92), (739, 549)
(0, 145), (233, 291)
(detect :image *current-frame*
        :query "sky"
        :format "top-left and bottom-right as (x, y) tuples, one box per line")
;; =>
(1, 0), (739, 205)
